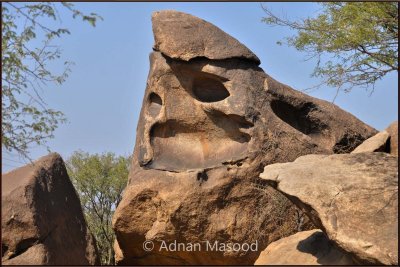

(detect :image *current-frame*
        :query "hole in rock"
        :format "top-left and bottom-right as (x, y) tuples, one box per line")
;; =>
(225, 113), (254, 129)
(205, 110), (253, 143)
(270, 100), (326, 135)
(192, 75), (230, 102)
(9, 238), (37, 259)
(148, 92), (162, 117)
(333, 133), (364, 154)
(197, 172), (208, 183)
(2, 243), (8, 257)
(148, 118), (250, 171)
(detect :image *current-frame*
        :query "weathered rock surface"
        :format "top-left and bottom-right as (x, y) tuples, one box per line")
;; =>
(386, 120), (398, 156)
(152, 10), (260, 63)
(351, 130), (389, 153)
(260, 152), (398, 265)
(1, 153), (100, 265)
(113, 10), (377, 265)
(255, 229), (356, 265)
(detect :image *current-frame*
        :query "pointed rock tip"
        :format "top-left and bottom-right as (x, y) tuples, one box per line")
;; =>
(151, 10), (261, 64)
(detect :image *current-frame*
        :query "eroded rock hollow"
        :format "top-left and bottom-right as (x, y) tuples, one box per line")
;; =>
(112, 10), (377, 265)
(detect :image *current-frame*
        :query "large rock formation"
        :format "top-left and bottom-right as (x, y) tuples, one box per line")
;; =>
(255, 229), (355, 265)
(1, 153), (99, 265)
(112, 10), (377, 265)
(260, 152), (398, 265)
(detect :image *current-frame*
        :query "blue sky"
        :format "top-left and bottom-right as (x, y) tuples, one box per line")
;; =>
(2, 2), (398, 171)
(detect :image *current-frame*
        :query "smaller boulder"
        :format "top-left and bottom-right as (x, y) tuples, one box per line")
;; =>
(351, 130), (389, 154)
(385, 121), (398, 156)
(260, 152), (398, 265)
(255, 229), (355, 265)
(1, 153), (100, 265)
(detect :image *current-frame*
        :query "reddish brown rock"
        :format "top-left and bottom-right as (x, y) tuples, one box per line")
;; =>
(112, 10), (377, 265)
(1, 153), (100, 265)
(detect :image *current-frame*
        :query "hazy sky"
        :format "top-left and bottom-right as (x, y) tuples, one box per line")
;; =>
(2, 2), (398, 172)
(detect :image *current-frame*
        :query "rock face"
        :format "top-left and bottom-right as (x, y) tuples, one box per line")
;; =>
(351, 130), (389, 153)
(1, 153), (99, 265)
(112, 10), (377, 265)
(255, 229), (356, 265)
(260, 152), (398, 265)
(386, 121), (398, 156)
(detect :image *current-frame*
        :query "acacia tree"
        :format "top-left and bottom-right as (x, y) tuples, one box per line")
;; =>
(66, 151), (130, 265)
(262, 2), (398, 99)
(2, 2), (101, 161)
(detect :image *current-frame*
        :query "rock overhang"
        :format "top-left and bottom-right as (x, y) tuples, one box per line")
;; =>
(152, 10), (261, 64)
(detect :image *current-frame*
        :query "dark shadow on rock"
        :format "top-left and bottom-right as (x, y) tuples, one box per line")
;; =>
(296, 231), (356, 265)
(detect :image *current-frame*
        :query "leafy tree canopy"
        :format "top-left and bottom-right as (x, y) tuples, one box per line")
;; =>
(66, 151), (130, 265)
(262, 2), (398, 98)
(2, 2), (102, 160)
